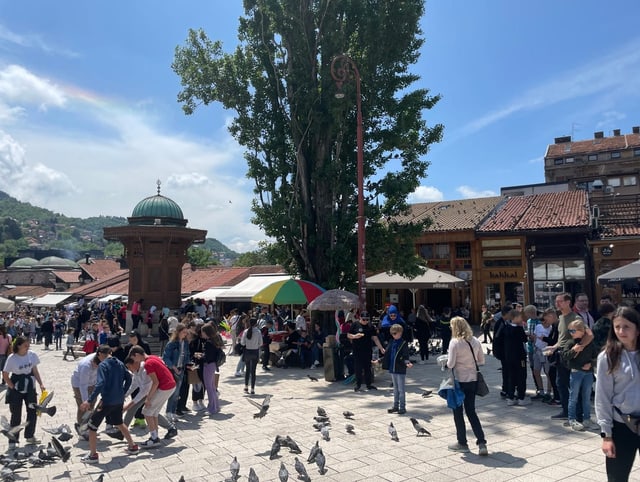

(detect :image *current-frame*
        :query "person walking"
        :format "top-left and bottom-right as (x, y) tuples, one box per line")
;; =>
(2, 336), (46, 447)
(240, 318), (261, 394)
(414, 305), (432, 363)
(445, 316), (488, 456)
(595, 306), (640, 482)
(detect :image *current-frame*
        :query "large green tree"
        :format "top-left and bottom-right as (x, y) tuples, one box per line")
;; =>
(173, 0), (442, 289)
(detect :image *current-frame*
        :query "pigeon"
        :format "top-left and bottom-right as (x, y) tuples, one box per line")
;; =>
(248, 467), (259, 482)
(0, 416), (29, 442)
(27, 455), (48, 467)
(421, 390), (433, 398)
(29, 390), (56, 417)
(313, 415), (330, 423)
(342, 411), (354, 419)
(486, 347), (492, 356)
(247, 395), (272, 419)
(315, 448), (327, 475)
(269, 439), (281, 460)
(95, 475), (105, 482)
(409, 418), (431, 437)
(307, 375), (318, 382)
(294, 457), (310, 482)
(78, 409), (93, 434)
(388, 422), (399, 442)
(312, 422), (330, 431)
(316, 406), (327, 417)
(38, 448), (56, 462)
(230, 456), (240, 481)
(50, 435), (71, 462)
(278, 461), (289, 482)
(283, 436), (302, 454)
(43, 424), (73, 442)
(0, 466), (17, 482)
(345, 423), (355, 434)
(307, 440), (320, 463)
(320, 425), (330, 441)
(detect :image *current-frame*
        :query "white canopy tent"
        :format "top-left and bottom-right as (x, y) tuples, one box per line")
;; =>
(0, 296), (15, 312)
(215, 274), (292, 303)
(183, 287), (230, 302)
(22, 292), (74, 308)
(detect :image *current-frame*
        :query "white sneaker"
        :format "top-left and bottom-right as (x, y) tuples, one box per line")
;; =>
(516, 397), (532, 406)
(582, 418), (598, 430)
(569, 420), (585, 432)
(506, 399), (517, 406)
(234, 372), (243, 377)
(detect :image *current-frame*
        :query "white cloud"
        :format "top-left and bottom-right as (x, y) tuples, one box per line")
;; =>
(0, 65), (67, 113)
(0, 24), (79, 57)
(166, 173), (211, 188)
(456, 185), (497, 198)
(460, 38), (640, 136)
(408, 185), (444, 203)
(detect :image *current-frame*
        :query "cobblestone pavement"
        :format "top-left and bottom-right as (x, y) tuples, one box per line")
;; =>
(1, 341), (637, 481)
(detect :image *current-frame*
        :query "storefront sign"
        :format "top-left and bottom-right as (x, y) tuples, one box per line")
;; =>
(488, 270), (520, 279)
(432, 283), (450, 289)
(601, 246), (613, 257)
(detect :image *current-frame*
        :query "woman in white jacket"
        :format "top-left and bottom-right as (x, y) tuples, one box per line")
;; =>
(446, 316), (488, 456)
(595, 306), (640, 482)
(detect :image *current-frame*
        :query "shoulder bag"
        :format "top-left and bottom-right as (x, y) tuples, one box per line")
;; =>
(466, 340), (489, 397)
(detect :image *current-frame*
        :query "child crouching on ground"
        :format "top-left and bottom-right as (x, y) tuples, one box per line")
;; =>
(561, 319), (598, 432)
(381, 324), (413, 414)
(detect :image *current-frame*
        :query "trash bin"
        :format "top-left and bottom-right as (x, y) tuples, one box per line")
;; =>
(323, 346), (343, 382)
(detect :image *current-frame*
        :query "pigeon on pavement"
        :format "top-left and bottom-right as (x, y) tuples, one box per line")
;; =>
(342, 411), (354, 419)
(315, 448), (327, 475)
(247, 395), (272, 419)
(307, 440), (320, 464)
(278, 462), (289, 482)
(269, 439), (281, 460)
(345, 423), (355, 434)
(307, 375), (318, 382)
(314, 415), (330, 423)
(230, 456), (240, 481)
(283, 436), (302, 454)
(248, 467), (259, 482)
(409, 417), (431, 437)
(320, 425), (330, 441)
(316, 406), (327, 417)
(294, 457), (311, 482)
(388, 422), (399, 442)
(421, 390), (433, 398)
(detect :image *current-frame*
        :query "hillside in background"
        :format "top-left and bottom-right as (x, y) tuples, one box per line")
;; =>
(0, 191), (238, 264)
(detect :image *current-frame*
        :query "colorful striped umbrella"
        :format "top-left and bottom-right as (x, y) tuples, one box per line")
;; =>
(251, 279), (325, 305)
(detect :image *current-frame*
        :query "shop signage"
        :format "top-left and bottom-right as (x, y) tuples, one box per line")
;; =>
(601, 246), (613, 257)
(488, 270), (519, 279)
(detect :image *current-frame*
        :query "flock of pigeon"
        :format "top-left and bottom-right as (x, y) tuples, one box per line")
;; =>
(0, 391), (71, 481)
(227, 398), (434, 482)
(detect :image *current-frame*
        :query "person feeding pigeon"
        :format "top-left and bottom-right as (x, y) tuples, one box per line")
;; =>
(380, 324), (413, 414)
(2, 336), (47, 447)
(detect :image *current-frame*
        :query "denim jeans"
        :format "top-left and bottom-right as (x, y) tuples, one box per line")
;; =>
(568, 370), (593, 421)
(390, 373), (406, 410)
(166, 371), (184, 414)
(452, 381), (486, 446)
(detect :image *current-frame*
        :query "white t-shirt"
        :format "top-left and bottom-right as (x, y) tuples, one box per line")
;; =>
(295, 314), (306, 331)
(4, 351), (40, 375)
(167, 316), (179, 334)
(534, 324), (552, 351)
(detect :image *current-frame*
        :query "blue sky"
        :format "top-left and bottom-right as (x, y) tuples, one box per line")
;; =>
(0, 1), (639, 252)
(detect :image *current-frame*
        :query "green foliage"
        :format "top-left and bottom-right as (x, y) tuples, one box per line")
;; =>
(234, 240), (283, 267)
(188, 246), (219, 267)
(173, 0), (442, 290)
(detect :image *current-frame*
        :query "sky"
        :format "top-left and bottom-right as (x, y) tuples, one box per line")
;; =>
(0, 1), (639, 253)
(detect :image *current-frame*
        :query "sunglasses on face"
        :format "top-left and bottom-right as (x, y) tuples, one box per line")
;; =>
(568, 329), (579, 334)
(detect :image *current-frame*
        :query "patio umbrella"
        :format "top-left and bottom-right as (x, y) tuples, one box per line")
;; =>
(307, 289), (360, 311)
(597, 259), (640, 284)
(251, 279), (325, 305)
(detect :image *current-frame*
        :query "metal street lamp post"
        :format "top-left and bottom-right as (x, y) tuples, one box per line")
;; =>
(330, 54), (366, 311)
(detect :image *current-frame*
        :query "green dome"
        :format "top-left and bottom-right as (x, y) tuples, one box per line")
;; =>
(9, 257), (38, 269)
(129, 194), (187, 227)
(35, 256), (80, 269)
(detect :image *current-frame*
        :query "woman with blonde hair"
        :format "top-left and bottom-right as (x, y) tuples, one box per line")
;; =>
(162, 323), (190, 421)
(445, 316), (488, 456)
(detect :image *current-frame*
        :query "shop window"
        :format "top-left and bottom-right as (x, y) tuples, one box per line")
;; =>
(483, 259), (522, 267)
(623, 176), (637, 186)
(611, 151), (621, 159)
(588, 154), (598, 161)
(419, 244), (433, 259)
(608, 178), (621, 187)
(435, 243), (449, 259)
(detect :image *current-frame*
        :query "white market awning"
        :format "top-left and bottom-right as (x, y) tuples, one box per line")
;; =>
(97, 294), (126, 303)
(215, 274), (293, 303)
(22, 292), (74, 307)
(183, 287), (230, 302)
(366, 267), (465, 289)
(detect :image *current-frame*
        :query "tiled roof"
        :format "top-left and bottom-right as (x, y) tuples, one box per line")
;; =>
(67, 270), (129, 297)
(181, 266), (251, 294)
(52, 270), (82, 283)
(399, 197), (504, 232)
(478, 191), (589, 232)
(1, 285), (51, 298)
(546, 133), (640, 157)
(78, 259), (122, 281)
(595, 194), (640, 238)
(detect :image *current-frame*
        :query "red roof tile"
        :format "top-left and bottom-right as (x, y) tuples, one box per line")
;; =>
(478, 191), (589, 232)
(1, 285), (51, 299)
(400, 197), (504, 232)
(546, 133), (640, 157)
(52, 271), (82, 283)
(78, 259), (122, 281)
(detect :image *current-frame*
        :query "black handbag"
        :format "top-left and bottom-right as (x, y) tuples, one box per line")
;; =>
(466, 340), (489, 397)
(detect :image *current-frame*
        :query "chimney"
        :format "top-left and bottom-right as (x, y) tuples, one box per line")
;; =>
(85, 253), (91, 264)
(594, 131), (604, 139)
(554, 135), (572, 144)
(633, 126), (640, 134)
(613, 129), (621, 136)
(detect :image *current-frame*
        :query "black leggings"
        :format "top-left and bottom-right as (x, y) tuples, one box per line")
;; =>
(244, 349), (259, 389)
(607, 421), (640, 481)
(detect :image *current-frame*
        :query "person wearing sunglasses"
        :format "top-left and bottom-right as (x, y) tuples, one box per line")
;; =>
(560, 319), (598, 432)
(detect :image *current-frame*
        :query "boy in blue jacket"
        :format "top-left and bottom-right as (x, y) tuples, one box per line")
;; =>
(80, 345), (138, 463)
(381, 324), (413, 414)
